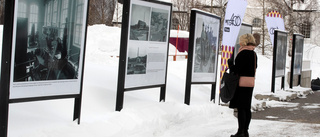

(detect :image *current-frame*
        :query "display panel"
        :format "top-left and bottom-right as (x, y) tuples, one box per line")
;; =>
(124, 0), (171, 88)
(293, 34), (304, 75)
(10, 0), (88, 99)
(234, 23), (252, 56)
(275, 31), (288, 77)
(191, 11), (220, 82)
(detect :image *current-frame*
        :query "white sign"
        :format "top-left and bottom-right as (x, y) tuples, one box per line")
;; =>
(265, 11), (285, 47)
(221, 0), (247, 47)
(125, 0), (171, 88)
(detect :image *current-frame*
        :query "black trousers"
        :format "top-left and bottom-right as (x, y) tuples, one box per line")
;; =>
(237, 107), (252, 132)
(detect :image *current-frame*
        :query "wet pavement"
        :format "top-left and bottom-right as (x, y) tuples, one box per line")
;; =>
(252, 91), (320, 124)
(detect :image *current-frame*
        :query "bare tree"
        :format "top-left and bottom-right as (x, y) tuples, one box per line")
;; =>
(171, 0), (227, 31)
(88, 0), (117, 26)
(171, 0), (192, 31)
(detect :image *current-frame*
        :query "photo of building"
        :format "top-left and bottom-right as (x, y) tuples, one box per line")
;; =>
(13, 0), (86, 82)
(127, 47), (147, 75)
(129, 4), (150, 41)
(193, 18), (218, 73)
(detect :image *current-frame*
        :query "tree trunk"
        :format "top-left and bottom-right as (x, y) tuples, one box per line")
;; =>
(88, 0), (116, 26)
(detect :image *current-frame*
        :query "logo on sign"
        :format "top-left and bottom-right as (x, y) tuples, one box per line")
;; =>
(269, 27), (279, 35)
(225, 13), (241, 26)
(224, 27), (230, 32)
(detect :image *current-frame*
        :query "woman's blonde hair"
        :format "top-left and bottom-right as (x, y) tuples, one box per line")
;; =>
(239, 33), (256, 46)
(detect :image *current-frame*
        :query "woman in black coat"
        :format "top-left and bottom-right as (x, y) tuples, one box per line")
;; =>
(228, 34), (257, 137)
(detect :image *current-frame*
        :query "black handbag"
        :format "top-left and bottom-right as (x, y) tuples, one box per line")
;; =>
(220, 68), (239, 103)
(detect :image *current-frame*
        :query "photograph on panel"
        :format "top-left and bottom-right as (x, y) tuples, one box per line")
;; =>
(127, 46), (147, 75)
(13, 0), (86, 82)
(275, 33), (287, 76)
(294, 36), (304, 74)
(129, 4), (151, 41)
(149, 8), (169, 42)
(193, 16), (218, 73)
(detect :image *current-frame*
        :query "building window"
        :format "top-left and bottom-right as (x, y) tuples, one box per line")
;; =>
(300, 21), (311, 38)
(29, 4), (38, 33)
(60, 0), (69, 38)
(46, 2), (52, 26)
(74, 0), (84, 47)
(18, 3), (27, 18)
(252, 18), (261, 27)
(52, 0), (58, 26)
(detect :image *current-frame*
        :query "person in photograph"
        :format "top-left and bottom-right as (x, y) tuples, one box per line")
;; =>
(228, 34), (258, 137)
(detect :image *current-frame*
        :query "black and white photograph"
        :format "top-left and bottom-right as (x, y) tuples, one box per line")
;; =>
(129, 4), (151, 41)
(149, 8), (169, 42)
(193, 18), (218, 73)
(275, 32), (287, 77)
(10, 0), (88, 99)
(13, 0), (86, 82)
(293, 35), (304, 75)
(191, 11), (220, 82)
(127, 46), (147, 75)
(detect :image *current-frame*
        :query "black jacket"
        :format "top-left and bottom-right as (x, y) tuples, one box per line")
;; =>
(229, 50), (257, 109)
(228, 50), (257, 76)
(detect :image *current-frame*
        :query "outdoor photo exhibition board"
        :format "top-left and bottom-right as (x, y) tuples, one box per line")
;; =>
(289, 34), (304, 88)
(116, 0), (172, 111)
(292, 34), (304, 75)
(1, 0), (89, 136)
(271, 30), (288, 93)
(184, 9), (220, 105)
(9, 0), (89, 99)
(274, 30), (288, 77)
(191, 10), (220, 83)
(234, 23), (252, 56)
(124, 0), (172, 88)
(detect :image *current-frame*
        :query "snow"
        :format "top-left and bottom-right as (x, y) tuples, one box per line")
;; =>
(302, 103), (320, 109)
(1, 24), (320, 137)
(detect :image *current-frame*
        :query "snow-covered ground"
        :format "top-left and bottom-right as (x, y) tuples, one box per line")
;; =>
(2, 25), (320, 137)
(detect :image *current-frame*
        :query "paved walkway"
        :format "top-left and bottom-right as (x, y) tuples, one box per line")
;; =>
(252, 91), (320, 124)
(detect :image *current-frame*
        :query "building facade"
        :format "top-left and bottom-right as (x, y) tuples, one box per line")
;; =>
(243, 0), (320, 47)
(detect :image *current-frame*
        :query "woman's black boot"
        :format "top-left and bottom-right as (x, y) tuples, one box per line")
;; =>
(230, 130), (246, 137)
(244, 130), (249, 137)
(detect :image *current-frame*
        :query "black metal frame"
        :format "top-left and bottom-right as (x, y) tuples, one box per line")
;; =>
(116, 0), (172, 111)
(271, 30), (288, 93)
(184, 9), (221, 105)
(0, 1), (90, 136)
(290, 34), (304, 88)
